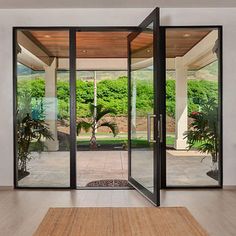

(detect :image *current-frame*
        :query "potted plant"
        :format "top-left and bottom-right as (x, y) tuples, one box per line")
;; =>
(17, 111), (53, 180)
(77, 104), (119, 149)
(184, 98), (219, 180)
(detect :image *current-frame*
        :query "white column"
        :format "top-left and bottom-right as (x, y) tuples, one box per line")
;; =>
(94, 71), (97, 133)
(131, 75), (137, 137)
(174, 57), (188, 150)
(44, 58), (59, 151)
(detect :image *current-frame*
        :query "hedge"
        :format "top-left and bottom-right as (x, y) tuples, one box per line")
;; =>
(17, 76), (218, 119)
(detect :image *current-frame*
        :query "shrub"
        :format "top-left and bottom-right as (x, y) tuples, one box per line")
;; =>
(17, 76), (218, 120)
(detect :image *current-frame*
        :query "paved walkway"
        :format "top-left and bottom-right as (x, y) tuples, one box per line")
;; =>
(19, 150), (218, 187)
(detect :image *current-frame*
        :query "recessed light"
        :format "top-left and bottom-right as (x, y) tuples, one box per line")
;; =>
(147, 49), (151, 53)
(183, 33), (191, 38)
(81, 50), (87, 53)
(44, 35), (51, 38)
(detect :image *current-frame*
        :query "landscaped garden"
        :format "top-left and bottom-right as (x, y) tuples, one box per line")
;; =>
(17, 70), (219, 148)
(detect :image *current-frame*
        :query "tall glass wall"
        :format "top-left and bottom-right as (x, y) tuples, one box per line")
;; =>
(165, 28), (221, 186)
(16, 30), (70, 187)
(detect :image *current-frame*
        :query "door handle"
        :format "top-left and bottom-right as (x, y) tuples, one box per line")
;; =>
(147, 113), (156, 143)
(158, 114), (163, 143)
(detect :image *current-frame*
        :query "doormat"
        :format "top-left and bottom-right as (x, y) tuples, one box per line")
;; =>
(86, 179), (130, 187)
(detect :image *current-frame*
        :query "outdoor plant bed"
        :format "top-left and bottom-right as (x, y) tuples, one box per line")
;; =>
(86, 179), (131, 187)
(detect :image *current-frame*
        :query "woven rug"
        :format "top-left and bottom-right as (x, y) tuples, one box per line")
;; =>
(34, 207), (208, 236)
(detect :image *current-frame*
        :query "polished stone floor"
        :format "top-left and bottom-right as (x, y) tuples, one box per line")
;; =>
(0, 189), (236, 236)
(18, 150), (218, 187)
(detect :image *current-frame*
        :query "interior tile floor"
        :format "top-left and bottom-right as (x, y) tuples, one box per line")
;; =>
(0, 189), (235, 236)
(19, 150), (217, 187)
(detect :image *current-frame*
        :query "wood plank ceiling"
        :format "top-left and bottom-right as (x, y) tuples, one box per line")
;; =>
(166, 29), (211, 58)
(28, 31), (130, 58)
(25, 29), (212, 59)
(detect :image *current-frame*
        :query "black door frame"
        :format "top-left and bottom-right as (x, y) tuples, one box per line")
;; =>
(13, 24), (223, 191)
(159, 25), (223, 189)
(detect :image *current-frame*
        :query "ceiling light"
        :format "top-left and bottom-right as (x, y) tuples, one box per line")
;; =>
(44, 35), (51, 38)
(81, 50), (87, 53)
(183, 33), (191, 38)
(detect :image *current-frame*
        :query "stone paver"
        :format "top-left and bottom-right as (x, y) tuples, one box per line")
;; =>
(19, 150), (218, 187)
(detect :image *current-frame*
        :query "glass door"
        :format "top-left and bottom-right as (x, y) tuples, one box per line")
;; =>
(128, 8), (161, 205)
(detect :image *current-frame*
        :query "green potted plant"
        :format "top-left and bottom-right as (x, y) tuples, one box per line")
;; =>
(184, 98), (219, 180)
(77, 104), (119, 149)
(17, 110), (53, 180)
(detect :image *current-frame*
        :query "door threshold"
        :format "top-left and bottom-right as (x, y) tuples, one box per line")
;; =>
(76, 186), (134, 190)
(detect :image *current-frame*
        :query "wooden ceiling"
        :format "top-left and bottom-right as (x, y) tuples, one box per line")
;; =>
(24, 29), (212, 59)
(28, 31), (130, 58)
(131, 31), (153, 58)
(76, 32), (129, 58)
(29, 31), (70, 57)
(166, 29), (212, 58)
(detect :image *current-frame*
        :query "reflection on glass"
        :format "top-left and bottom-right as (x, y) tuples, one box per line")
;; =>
(130, 23), (155, 192)
(165, 28), (221, 186)
(16, 30), (70, 187)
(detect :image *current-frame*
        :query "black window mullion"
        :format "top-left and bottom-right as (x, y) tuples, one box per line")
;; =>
(69, 28), (77, 189)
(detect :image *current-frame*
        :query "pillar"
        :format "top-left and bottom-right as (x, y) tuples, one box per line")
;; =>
(44, 58), (59, 151)
(174, 57), (188, 150)
(131, 74), (137, 137)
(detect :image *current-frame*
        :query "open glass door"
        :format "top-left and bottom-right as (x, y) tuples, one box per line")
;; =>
(128, 8), (161, 205)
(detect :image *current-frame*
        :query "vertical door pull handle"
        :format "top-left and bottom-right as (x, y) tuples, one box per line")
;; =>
(147, 113), (156, 143)
(158, 114), (163, 143)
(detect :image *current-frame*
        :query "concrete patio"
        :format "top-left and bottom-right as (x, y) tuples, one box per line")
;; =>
(18, 150), (218, 187)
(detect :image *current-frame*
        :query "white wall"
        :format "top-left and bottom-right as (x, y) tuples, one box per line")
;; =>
(0, 8), (235, 186)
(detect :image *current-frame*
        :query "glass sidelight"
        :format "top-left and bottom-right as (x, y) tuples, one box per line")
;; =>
(164, 27), (222, 187)
(15, 30), (70, 187)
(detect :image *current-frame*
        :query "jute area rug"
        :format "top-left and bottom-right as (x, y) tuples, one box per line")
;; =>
(34, 207), (208, 236)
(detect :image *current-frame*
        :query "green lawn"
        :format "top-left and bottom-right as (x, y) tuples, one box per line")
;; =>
(166, 135), (204, 148)
(77, 135), (173, 147)
(77, 134), (202, 149)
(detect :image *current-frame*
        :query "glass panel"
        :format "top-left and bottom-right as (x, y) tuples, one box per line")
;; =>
(130, 23), (155, 192)
(16, 30), (70, 187)
(76, 32), (129, 188)
(165, 28), (221, 186)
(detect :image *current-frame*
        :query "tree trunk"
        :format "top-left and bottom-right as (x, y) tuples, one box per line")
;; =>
(90, 123), (97, 149)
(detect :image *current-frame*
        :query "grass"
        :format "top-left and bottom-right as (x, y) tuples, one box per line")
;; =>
(77, 139), (126, 146)
(77, 135), (175, 147)
(166, 135), (205, 148)
(76, 134), (203, 149)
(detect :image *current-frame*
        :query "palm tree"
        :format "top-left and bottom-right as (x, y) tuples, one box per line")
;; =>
(17, 94), (54, 179)
(77, 104), (119, 148)
(17, 112), (53, 178)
